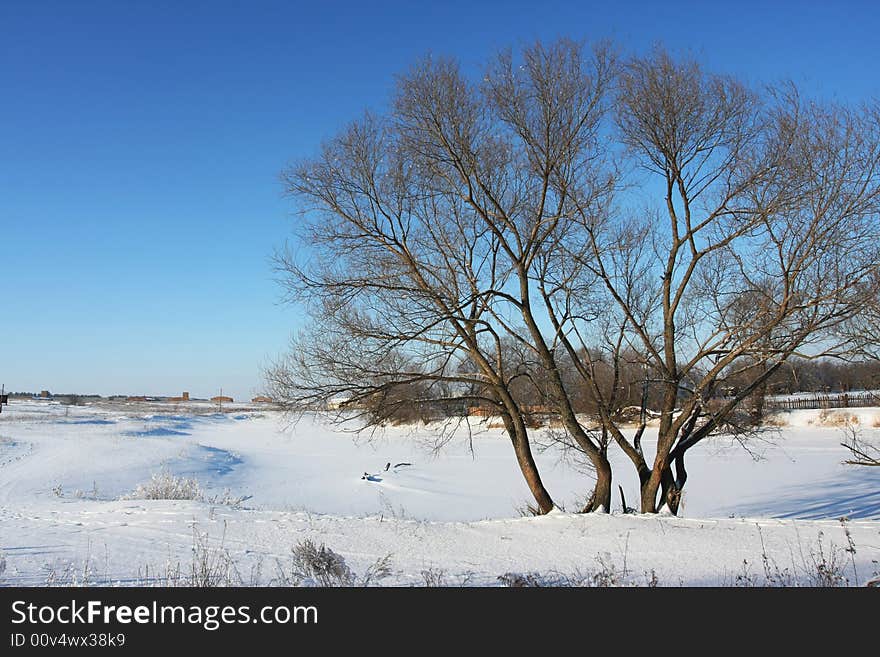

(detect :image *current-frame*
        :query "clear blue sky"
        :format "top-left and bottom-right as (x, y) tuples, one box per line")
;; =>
(1, 1), (878, 400)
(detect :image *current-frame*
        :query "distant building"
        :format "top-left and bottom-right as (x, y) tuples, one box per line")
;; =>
(167, 391), (191, 402)
(39, 390), (52, 398)
(467, 406), (493, 417)
(251, 396), (273, 403)
(211, 395), (234, 404)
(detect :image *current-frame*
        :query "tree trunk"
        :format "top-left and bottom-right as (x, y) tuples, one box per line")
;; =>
(658, 466), (676, 513)
(583, 456), (612, 512)
(665, 486), (683, 515)
(665, 451), (688, 514)
(502, 413), (555, 514)
(640, 468), (662, 513)
(551, 401), (612, 512)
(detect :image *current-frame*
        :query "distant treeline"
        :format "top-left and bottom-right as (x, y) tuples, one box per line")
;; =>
(7, 392), (103, 405)
(348, 355), (880, 425)
(758, 358), (880, 395)
(8, 392), (102, 399)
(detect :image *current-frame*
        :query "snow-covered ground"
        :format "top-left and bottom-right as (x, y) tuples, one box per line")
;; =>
(1, 400), (878, 586)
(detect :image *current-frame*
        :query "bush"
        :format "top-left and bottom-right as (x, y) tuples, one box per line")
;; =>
(126, 472), (203, 501)
(274, 539), (393, 587)
(288, 540), (355, 587)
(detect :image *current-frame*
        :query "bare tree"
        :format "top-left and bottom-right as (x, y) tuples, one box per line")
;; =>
(267, 113), (558, 511)
(269, 40), (620, 512)
(551, 49), (880, 512)
(270, 40), (880, 517)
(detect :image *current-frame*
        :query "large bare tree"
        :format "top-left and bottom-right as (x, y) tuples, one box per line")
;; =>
(269, 41), (617, 513)
(549, 49), (880, 512)
(271, 40), (880, 517)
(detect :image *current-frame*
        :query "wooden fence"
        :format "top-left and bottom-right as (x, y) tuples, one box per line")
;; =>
(765, 392), (880, 411)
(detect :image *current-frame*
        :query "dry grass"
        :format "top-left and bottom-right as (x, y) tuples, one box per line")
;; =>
(815, 410), (860, 427)
(762, 413), (788, 427)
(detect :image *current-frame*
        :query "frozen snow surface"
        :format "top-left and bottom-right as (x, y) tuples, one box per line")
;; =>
(0, 400), (878, 586)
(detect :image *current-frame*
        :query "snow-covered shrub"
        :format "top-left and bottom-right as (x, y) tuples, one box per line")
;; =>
(497, 572), (551, 587)
(498, 567), (625, 587)
(122, 472), (248, 508)
(274, 540), (392, 587)
(286, 540), (355, 587)
(420, 567), (448, 587)
(126, 471), (203, 501)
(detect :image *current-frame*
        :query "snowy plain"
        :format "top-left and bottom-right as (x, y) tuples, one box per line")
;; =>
(0, 399), (878, 586)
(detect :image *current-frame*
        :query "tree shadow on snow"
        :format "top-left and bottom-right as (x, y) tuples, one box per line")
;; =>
(721, 468), (880, 520)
